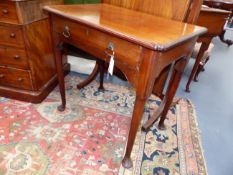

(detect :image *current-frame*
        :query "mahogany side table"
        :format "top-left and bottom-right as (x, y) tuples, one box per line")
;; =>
(44, 4), (206, 168)
(204, 0), (233, 46)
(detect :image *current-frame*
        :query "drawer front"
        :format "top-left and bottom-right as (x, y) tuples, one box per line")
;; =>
(52, 15), (142, 69)
(0, 25), (25, 48)
(0, 2), (19, 24)
(0, 46), (29, 69)
(0, 67), (33, 90)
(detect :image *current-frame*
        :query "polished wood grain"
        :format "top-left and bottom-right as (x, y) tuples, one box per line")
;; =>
(92, 0), (203, 132)
(99, 0), (202, 102)
(24, 19), (56, 91)
(198, 7), (230, 35)
(0, 46), (29, 69)
(186, 6), (230, 92)
(0, 63), (70, 103)
(52, 14), (142, 67)
(44, 4), (205, 51)
(102, 0), (204, 24)
(204, 0), (233, 46)
(102, 0), (191, 21)
(0, 1), (19, 24)
(44, 3), (205, 168)
(0, 0), (66, 103)
(0, 24), (25, 48)
(0, 0), (63, 24)
(16, 0), (63, 24)
(0, 67), (33, 90)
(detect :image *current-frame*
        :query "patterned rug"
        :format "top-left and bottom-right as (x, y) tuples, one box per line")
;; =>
(0, 74), (207, 175)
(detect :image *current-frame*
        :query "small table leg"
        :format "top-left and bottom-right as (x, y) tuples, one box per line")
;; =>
(219, 29), (233, 47)
(54, 42), (66, 112)
(122, 97), (147, 168)
(77, 63), (99, 89)
(194, 56), (210, 82)
(186, 41), (210, 93)
(142, 57), (188, 131)
(98, 60), (105, 90)
(77, 60), (105, 90)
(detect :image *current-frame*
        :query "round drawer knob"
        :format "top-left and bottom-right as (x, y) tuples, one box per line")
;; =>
(2, 9), (9, 14)
(14, 55), (20, 60)
(18, 78), (23, 82)
(215, 2), (221, 6)
(0, 74), (5, 78)
(10, 33), (16, 38)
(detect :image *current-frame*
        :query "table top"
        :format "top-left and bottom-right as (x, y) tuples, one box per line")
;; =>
(44, 4), (206, 51)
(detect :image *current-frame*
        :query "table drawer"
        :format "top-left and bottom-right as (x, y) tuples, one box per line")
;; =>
(0, 25), (25, 48)
(0, 67), (33, 90)
(0, 46), (29, 69)
(52, 15), (142, 69)
(0, 2), (19, 24)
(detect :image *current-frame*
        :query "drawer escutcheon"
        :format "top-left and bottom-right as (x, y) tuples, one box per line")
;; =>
(63, 26), (70, 38)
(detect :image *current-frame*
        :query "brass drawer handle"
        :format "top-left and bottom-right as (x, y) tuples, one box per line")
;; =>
(18, 78), (23, 82)
(14, 55), (20, 60)
(63, 26), (70, 38)
(2, 9), (9, 15)
(0, 74), (5, 78)
(10, 33), (16, 38)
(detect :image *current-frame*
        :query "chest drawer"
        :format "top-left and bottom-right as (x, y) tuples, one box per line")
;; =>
(0, 25), (25, 48)
(52, 15), (142, 69)
(0, 2), (19, 24)
(0, 67), (33, 90)
(0, 46), (29, 69)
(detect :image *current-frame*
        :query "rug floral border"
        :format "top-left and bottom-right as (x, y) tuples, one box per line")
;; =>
(120, 98), (208, 175)
(182, 99), (208, 175)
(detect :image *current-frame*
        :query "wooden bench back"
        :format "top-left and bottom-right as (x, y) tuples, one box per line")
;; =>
(102, 0), (203, 24)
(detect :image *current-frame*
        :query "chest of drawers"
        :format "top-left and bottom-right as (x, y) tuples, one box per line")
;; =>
(0, 0), (68, 103)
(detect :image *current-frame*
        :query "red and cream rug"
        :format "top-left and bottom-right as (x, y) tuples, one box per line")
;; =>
(0, 74), (207, 175)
